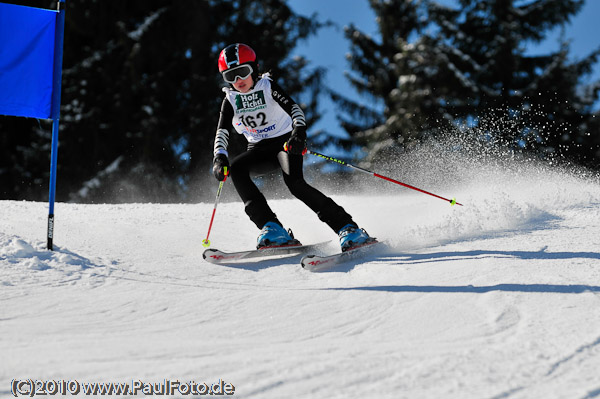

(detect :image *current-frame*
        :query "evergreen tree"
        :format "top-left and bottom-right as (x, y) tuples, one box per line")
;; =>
(428, 0), (600, 164)
(336, 0), (600, 167)
(333, 0), (443, 164)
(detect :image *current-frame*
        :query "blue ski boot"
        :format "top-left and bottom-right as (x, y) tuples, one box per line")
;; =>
(257, 222), (299, 249)
(338, 224), (372, 252)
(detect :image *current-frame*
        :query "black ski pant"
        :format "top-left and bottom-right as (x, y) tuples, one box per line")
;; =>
(230, 134), (355, 233)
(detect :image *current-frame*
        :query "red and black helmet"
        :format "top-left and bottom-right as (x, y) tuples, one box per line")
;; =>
(218, 43), (256, 72)
(218, 43), (259, 83)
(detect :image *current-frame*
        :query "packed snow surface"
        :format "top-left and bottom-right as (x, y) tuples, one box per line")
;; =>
(2, 162), (600, 398)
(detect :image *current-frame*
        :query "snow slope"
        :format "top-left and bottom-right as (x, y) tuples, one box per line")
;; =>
(2, 161), (600, 398)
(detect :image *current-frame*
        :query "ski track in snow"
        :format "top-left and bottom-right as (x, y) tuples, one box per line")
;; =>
(2, 165), (600, 398)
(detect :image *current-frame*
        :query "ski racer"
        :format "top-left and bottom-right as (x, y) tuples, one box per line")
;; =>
(212, 43), (372, 250)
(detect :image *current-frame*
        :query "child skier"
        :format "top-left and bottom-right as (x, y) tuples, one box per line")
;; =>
(212, 43), (372, 250)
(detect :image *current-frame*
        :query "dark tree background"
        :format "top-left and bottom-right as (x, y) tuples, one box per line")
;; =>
(2, 0), (599, 204)
(0, 0), (327, 202)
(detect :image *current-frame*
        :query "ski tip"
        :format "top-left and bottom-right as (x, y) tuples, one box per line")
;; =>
(301, 254), (316, 268)
(301, 239), (380, 272)
(300, 254), (321, 270)
(202, 248), (218, 260)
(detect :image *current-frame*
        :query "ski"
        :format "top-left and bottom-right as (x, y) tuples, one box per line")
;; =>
(203, 241), (331, 264)
(301, 239), (380, 272)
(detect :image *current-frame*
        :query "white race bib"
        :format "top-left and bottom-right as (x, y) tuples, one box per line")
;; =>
(223, 75), (292, 143)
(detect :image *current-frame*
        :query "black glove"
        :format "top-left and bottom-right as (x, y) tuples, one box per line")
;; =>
(285, 125), (307, 155)
(212, 153), (230, 181)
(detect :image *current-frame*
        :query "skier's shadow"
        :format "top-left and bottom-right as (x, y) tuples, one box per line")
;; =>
(384, 247), (600, 264)
(326, 283), (600, 294)
(318, 246), (600, 272)
(320, 247), (600, 294)
(209, 255), (300, 271)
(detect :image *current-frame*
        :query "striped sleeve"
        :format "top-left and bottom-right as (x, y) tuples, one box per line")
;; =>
(214, 98), (233, 157)
(213, 128), (229, 157)
(270, 80), (306, 129)
(290, 104), (306, 127)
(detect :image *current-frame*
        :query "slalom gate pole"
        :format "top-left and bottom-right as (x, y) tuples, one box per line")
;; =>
(202, 167), (229, 248)
(47, 0), (67, 250)
(307, 150), (463, 206)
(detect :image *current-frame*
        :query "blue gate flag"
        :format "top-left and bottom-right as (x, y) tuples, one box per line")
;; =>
(0, 1), (66, 250)
(0, 3), (57, 119)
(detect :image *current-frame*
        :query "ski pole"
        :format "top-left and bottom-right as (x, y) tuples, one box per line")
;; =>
(202, 167), (229, 247)
(307, 150), (463, 206)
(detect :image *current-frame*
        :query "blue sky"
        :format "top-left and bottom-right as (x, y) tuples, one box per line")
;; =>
(287, 0), (600, 134)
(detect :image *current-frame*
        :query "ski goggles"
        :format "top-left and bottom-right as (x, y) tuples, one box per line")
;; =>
(222, 64), (253, 83)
